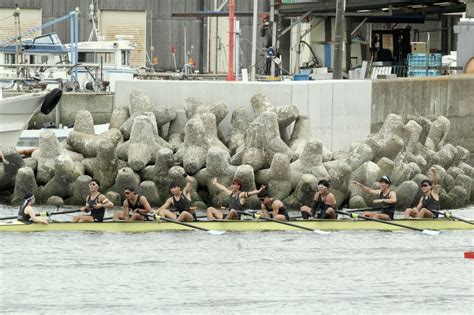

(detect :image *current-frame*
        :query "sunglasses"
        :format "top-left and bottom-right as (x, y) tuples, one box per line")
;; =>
(124, 191), (131, 195)
(421, 184), (429, 187)
(89, 183), (97, 186)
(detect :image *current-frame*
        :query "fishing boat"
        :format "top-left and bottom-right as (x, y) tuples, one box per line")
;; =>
(0, 219), (472, 233)
(0, 88), (62, 148)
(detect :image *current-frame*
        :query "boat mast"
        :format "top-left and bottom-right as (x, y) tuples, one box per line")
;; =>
(13, 6), (23, 65)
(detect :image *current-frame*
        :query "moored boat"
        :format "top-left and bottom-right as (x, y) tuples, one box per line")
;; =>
(0, 219), (472, 233)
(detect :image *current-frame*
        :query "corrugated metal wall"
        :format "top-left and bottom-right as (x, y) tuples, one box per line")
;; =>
(99, 10), (146, 67)
(0, 0), (270, 72)
(0, 8), (42, 41)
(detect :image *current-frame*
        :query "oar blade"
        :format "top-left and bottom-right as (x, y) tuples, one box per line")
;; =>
(422, 229), (440, 236)
(313, 229), (331, 235)
(208, 230), (226, 235)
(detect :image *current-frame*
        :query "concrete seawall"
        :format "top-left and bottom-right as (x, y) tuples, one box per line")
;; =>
(371, 75), (474, 157)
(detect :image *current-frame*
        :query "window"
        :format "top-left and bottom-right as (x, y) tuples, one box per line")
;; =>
(78, 52), (95, 63)
(121, 51), (129, 66)
(96, 52), (114, 65)
(4, 54), (15, 64)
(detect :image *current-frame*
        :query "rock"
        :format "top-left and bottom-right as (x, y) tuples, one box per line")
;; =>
(227, 107), (252, 154)
(276, 105), (299, 129)
(46, 196), (64, 206)
(265, 153), (292, 200)
(395, 180), (419, 209)
(390, 163), (411, 186)
(22, 157), (37, 173)
(349, 195), (367, 209)
(106, 191), (121, 208)
(250, 93), (273, 116)
(346, 142), (373, 171)
(153, 104), (176, 128)
(448, 185), (468, 208)
(439, 190), (455, 209)
(34, 129), (64, 184)
(457, 163), (474, 178)
(119, 90), (155, 140)
(447, 167), (465, 179)
(200, 113), (229, 153)
(37, 155), (80, 202)
(167, 110), (187, 151)
(12, 167), (38, 204)
(208, 101), (230, 125)
(73, 110), (95, 134)
(455, 174), (472, 202)
(376, 157), (395, 179)
(139, 181), (160, 206)
(231, 122), (267, 171)
(82, 139), (122, 191)
(291, 140), (328, 188)
(113, 167), (141, 195)
(0, 148), (24, 190)
(109, 106), (129, 130)
(67, 128), (123, 158)
(349, 161), (381, 205)
(324, 160), (352, 207)
(415, 116), (431, 145)
(234, 164), (260, 210)
(425, 115), (450, 151)
(284, 174), (317, 210)
(405, 120), (422, 154)
(175, 118), (208, 174)
(66, 175), (92, 205)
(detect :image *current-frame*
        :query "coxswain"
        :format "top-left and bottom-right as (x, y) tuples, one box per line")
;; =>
(207, 178), (265, 220)
(156, 175), (196, 222)
(17, 193), (48, 224)
(258, 191), (290, 222)
(352, 176), (397, 220)
(300, 179), (337, 219)
(404, 168), (440, 218)
(73, 179), (113, 222)
(113, 186), (152, 221)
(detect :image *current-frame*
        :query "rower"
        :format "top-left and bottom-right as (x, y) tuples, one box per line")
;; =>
(207, 178), (265, 220)
(300, 179), (337, 219)
(352, 176), (397, 220)
(258, 191), (290, 222)
(17, 193), (48, 224)
(113, 186), (152, 221)
(73, 179), (113, 223)
(404, 168), (440, 218)
(156, 174), (196, 222)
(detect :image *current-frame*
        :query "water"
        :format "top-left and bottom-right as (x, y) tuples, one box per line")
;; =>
(1, 205), (473, 314)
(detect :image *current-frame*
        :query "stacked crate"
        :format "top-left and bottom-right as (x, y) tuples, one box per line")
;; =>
(407, 53), (442, 77)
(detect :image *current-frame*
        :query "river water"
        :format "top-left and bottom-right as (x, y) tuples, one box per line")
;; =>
(1, 205), (473, 314)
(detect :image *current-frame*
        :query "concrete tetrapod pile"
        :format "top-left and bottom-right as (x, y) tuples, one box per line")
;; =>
(0, 90), (472, 212)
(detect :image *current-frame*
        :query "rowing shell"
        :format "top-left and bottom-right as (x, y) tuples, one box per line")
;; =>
(0, 219), (472, 233)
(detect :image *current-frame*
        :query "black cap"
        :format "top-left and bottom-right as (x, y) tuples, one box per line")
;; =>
(378, 176), (391, 185)
(420, 179), (432, 186)
(318, 180), (330, 188)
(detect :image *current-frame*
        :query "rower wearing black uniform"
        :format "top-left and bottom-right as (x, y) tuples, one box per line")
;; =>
(258, 191), (290, 222)
(207, 178), (265, 220)
(113, 186), (152, 221)
(73, 179), (113, 223)
(300, 180), (337, 219)
(17, 193), (48, 224)
(352, 176), (397, 220)
(156, 174), (196, 222)
(404, 168), (440, 218)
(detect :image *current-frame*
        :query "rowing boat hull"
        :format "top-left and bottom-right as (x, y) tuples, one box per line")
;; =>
(0, 219), (472, 233)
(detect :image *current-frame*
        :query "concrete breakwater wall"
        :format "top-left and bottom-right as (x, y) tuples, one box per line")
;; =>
(371, 75), (474, 163)
(0, 90), (472, 213)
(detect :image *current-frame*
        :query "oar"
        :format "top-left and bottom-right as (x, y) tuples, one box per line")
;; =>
(238, 210), (330, 234)
(0, 209), (80, 220)
(152, 214), (225, 235)
(429, 209), (474, 225)
(336, 210), (439, 235)
(344, 206), (391, 213)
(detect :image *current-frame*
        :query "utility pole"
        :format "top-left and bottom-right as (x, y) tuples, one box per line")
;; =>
(250, 0), (258, 81)
(270, 0), (276, 76)
(333, 0), (345, 79)
(226, 0), (235, 81)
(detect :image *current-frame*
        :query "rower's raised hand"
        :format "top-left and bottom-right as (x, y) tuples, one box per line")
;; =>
(211, 177), (218, 185)
(258, 185), (266, 192)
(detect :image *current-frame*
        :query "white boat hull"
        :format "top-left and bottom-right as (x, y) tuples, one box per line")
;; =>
(0, 92), (48, 148)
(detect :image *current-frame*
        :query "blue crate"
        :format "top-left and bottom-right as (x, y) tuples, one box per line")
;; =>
(407, 69), (441, 77)
(407, 53), (442, 67)
(293, 74), (310, 81)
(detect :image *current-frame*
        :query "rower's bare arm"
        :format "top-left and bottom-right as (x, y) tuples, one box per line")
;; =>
(416, 198), (423, 211)
(183, 175), (194, 195)
(430, 167), (440, 195)
(386, 191), (397, 204)
(26, 207), (47, 224)
(123, 200), (130, 220)
(139, 196), (152, 213)
(211, 177), (232, 195)
(243, 185), (266, 198)
(272, 200), (283, 216)
(351, 180), (379, 195)
(98, 195), (113, 209)
(326, 193), (336, 207)
(158, 198), (173, 211)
